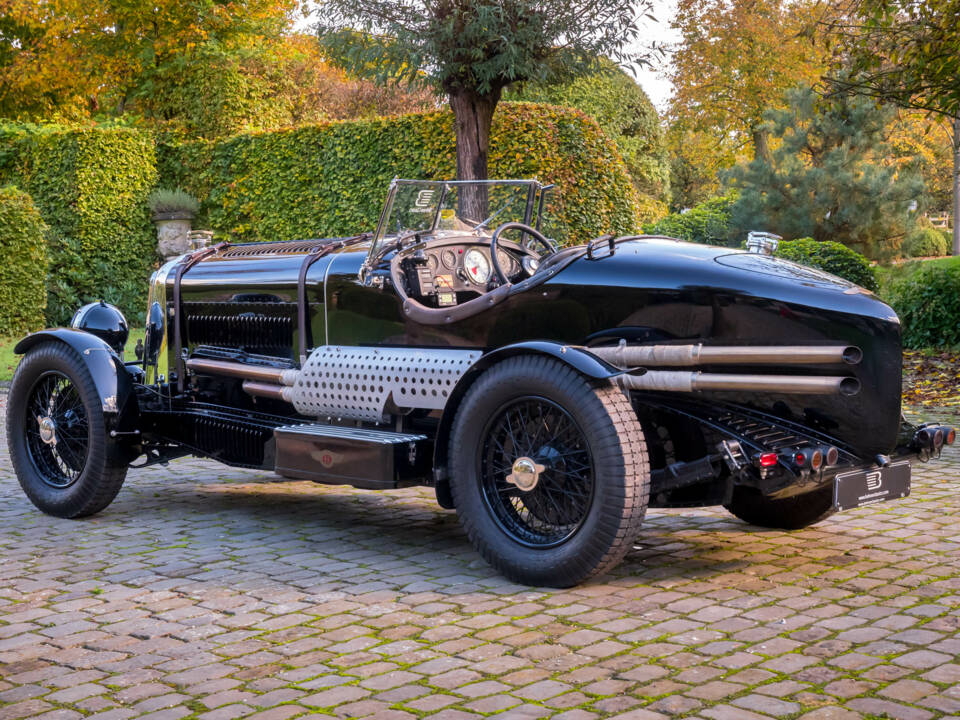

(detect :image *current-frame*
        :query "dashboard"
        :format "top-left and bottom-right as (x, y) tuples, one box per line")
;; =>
(399, 240), (539, 307)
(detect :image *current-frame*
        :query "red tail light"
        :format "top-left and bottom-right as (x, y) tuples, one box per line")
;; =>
(947, 428), (957, 445)
(758, 452), (778, 467)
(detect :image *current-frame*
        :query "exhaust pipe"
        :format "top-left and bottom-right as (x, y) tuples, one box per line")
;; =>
(618, 370), (861, 396)
(589, 343), (862, 368)
(186, 358), (299, 385)
(242, 380), (294, 402)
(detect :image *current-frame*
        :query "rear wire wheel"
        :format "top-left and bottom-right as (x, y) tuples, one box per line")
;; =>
(449, 355), (649, 587)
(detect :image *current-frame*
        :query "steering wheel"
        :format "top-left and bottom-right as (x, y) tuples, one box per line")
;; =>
(490, 222), (557, 285)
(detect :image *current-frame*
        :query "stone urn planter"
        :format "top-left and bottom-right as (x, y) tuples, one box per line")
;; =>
(154, 210), (195, 260)
(148, 189), (201, 261)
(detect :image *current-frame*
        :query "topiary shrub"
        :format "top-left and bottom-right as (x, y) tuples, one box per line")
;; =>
(505, 60), (670, 204)
(886, 264), (960, 348)
(0, 186), (48, 335)
(902, 227), (949, 258)
(642, 194), (737, 246)
(774, 238), (879, 292)
(157, 103), (641, 246)
(1, 128), (158, 325)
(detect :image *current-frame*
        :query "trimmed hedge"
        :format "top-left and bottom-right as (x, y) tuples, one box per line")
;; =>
(642, 194), (737, 246)
(0, 186), (47, 335)
(775, 238), (878, 292)
(158, 102), (641, 245)
(1, 128), (157, 325)
(902, 227), (949, 258)
(886, 264), (960, 348)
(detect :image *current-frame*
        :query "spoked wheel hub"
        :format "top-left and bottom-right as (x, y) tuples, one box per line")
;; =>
(479, 396), (596, 548)
(24, 370), (90, 488)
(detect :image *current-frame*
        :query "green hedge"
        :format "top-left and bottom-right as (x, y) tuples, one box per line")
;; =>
(0, 186), (47, 335)
(887, 264), (960, 348)
(158, 102), (640, 245)
(642, 194), (737, 246)
(902, 227), (949, 258)
(1, 128), (157, 325)
(775, 238), (878, 292)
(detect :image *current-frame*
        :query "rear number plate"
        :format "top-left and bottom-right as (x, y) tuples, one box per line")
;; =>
(834, 461), (911, 511)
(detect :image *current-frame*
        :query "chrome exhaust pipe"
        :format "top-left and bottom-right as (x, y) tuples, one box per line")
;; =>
(617, 371), (861, 396)
(242, 380), (294, 402)
(589, 343), (862, 367)
(186, 358), (299, 385)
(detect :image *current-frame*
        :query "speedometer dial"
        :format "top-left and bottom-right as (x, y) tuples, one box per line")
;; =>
(463, 248), (491, 285)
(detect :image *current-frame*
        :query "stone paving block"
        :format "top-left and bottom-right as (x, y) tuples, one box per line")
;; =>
(1, 397), (960, 719)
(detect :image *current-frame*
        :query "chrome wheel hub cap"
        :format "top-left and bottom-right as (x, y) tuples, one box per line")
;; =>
(506, 456), (546, 492)
(37, 416), (57, 446)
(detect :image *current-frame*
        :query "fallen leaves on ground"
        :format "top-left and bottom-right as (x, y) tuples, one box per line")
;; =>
(903, 349), (960, 407)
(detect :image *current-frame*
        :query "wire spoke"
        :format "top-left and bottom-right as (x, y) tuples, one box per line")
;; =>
(479, 396), (595, 547)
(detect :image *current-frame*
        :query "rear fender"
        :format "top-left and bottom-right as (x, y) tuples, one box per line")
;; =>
(14, 329), (137, 424)
(432, 341), (621, 508)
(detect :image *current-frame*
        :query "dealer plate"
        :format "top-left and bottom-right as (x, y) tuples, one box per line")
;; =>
(834, 461), (910, 511)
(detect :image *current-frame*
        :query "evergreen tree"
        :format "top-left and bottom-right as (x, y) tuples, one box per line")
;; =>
(727, 85), (923, 259)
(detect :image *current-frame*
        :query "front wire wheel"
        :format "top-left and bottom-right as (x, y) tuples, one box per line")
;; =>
(7, 342), (129, 518)
(24, 370), (91, 488)
(449, 355), (650, 587)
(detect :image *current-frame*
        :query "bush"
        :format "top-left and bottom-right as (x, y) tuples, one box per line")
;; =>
(642, 194), (736, 246)
(0, 186), (48, 335)
(887, 264), (960, 348)
(0, 129), (158, 325)
(148, 188), (199, 216)
(774, 238), (878, 292)
(158, 103), (641, 246)
(506, 60), (670, 204)
(902, 227), (949, 258)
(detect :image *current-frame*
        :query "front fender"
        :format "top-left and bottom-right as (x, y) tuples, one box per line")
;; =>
(431, 341), (622, 508)
(15, 329), (134, 417)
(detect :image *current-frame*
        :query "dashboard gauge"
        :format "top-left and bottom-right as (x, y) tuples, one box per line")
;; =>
(441, 249), (458, 269)
(426, 253), (439, 271)
(463, 248), (491, 285)
(522, 256), (540, 275)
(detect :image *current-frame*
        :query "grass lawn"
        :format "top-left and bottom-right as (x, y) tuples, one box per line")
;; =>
(0, 328), (145, 383)
(875, 254), (960, 295)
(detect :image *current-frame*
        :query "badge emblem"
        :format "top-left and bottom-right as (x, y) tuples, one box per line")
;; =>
(865, 471), (882, 491)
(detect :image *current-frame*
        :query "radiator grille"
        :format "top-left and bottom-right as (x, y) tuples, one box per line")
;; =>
(220, 240), (332, 258)
(184, 302), (296, 355)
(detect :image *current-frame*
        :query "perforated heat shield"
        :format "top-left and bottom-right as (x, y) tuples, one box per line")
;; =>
(290, 346), (482, 422)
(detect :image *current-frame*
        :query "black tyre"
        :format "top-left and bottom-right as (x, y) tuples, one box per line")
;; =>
(448, 355), (649, 587)
(724, 483), (835, 530)
(6, 342), (128, 518)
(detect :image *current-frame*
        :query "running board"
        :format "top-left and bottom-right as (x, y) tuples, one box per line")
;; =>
(273, 424), (432, 490)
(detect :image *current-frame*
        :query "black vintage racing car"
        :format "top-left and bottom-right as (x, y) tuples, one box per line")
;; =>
(6, 178), (955, 587)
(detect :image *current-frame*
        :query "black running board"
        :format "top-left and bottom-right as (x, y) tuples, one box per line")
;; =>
(274, 424), (432, 489)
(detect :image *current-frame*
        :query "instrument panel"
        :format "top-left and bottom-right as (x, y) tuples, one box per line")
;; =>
(423, 244), (519, 285)
(403, 242), (529, 307)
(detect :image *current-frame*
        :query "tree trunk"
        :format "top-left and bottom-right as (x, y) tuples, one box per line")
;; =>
(752, 127), (771, 165)
(448, 87), (501, 223)
(953, 115), (960, 255)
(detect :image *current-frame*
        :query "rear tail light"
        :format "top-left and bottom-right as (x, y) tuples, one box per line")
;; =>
(756, 452), (779, 468)
(795, 447), (824, 470)
(824, 446), (839, 466)
(917, 425), (949, 449)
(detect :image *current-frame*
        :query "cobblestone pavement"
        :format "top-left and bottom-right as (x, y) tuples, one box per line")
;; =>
(2, 394), (960, 720)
